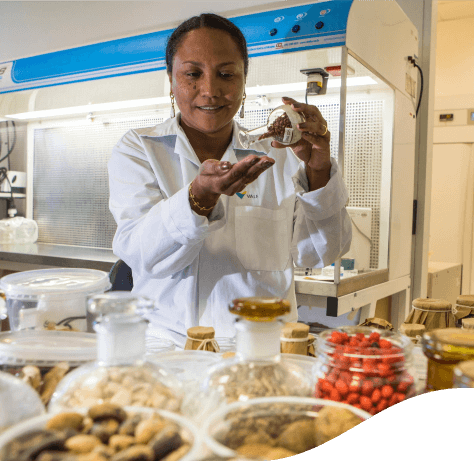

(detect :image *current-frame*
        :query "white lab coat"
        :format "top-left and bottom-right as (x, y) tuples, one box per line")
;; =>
(108, 115), (351, 346)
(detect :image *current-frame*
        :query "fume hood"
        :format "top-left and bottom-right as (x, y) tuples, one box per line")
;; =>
(0, 1), (419, 325)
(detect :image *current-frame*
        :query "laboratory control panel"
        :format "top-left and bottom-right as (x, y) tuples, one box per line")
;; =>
(0, 1), (352, 94)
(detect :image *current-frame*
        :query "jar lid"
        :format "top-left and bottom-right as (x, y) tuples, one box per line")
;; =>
(229, 297), (290, 321)
(423, 328), (474, 354)
(0, 330), (96, 366)
(400, 323), (426, 337)
(456, 295), (474, 307)
(187, 326), (215, 340)
(455, 360), (474, 380)
(0, 268), (111, 299)
(412, 298), (451, 311)
(462, 318), (474, 329)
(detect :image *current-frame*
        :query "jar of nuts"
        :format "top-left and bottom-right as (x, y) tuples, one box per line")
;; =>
(0, 404), (203, 461)
(48, 292), (184, 414)
(238, 105), (305, 149)
(314, 327), (417, 415)
(201, 297), (314, 404)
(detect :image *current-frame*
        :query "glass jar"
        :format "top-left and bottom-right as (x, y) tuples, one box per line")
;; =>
(238, 105), (305, 148)
(453, 294), (474, 328)
(453, 360), (474, 388)
(462, 318), (474, 330)
(201, 297), (314, 404)
(145, 336), (176, 355)
(0, 330), (96, 406)
(202, 397), (370, 460)
(215, 337), (236, 353)
(399, 323), (426, 344)
(0, 406), (203, 461)
(314, 327), (416, 415)
(0, 371), (45, 432)
(48, 292), (183, 413)
(422, 328), (474, 391)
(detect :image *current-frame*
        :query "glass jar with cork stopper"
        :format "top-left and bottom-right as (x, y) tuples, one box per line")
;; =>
(201, 297), (314, 403)
(238, 105), (305, 149)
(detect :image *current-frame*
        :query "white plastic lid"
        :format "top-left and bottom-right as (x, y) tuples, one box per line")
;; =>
(0, 331), (97, 366)
(0, 268), (112, 299)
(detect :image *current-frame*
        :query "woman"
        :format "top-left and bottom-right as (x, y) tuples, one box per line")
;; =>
(108, 13), (351, 346)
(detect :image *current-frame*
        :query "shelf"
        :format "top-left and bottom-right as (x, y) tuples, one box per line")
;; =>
(295, 268), (390, 298)
(0, 193), (26, 199)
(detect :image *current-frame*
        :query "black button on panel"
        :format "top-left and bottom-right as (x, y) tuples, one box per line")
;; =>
(315, 21), (324, 30)
(292, 25), (300, 33)
(270, 28), (278, 36)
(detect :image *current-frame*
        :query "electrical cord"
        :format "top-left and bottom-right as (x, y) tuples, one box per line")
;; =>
(0, 167), (16, 211)
(408, 56), (423, 117)
(350, 216), (372, 247)
(0, 121), (16, 164)
(0, 122), (18, 217)
(414, 63), (423, 117)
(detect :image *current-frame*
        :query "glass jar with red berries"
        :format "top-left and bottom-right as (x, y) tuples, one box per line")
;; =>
(313, 327), (417, 416)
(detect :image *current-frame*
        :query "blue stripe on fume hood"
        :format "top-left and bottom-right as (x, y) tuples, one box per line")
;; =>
(0, 1), (352, 94)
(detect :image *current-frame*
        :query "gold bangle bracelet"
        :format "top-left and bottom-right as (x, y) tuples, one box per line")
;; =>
(189, 181), (217, 212)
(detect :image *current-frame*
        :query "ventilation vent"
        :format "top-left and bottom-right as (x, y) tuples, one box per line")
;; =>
(33, 100), (385, 269)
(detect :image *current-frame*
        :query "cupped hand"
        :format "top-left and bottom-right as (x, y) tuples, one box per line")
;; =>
(271, 96), (331, 172)
(192, 155), (275, 202)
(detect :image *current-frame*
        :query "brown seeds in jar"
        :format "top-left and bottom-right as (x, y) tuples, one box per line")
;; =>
(258, 112), (293, 142)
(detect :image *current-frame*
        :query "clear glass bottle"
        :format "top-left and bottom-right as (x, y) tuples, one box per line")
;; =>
(201, 297), (314, 403)
(48, 292), (183, 412)
(238, 105), (305, 149)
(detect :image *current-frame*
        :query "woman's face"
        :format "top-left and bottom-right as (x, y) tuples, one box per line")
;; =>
(169, 27), (246, 136)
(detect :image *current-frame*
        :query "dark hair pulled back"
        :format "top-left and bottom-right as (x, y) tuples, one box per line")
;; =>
(166, 13), (249, 77)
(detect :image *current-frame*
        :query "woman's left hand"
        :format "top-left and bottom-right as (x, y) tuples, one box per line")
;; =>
(271, 97), (331, 173)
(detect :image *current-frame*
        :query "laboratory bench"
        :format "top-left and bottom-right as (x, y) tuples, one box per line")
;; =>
(0, 243), (117, 274)
(0, 243), (411, 331)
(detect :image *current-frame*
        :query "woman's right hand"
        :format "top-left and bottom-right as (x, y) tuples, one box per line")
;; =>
(189, 155), (275, 215)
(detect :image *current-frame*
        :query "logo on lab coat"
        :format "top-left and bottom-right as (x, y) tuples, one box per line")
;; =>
(236, 191), (258, 199)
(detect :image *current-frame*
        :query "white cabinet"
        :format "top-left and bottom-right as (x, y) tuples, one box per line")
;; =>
(427, 261), (462, 308)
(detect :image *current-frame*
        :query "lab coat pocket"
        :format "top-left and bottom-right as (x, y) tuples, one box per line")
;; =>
(235, 206), (289, 272)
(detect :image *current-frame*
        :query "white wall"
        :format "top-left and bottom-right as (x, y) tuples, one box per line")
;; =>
(432, 14), (474, 294)
(435, 16), (474, 100)
(429, 144), (471, 264)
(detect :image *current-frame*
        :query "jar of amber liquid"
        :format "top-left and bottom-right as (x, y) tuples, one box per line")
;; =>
(453, 360), (474, 388)
(422, 328), (474, 391)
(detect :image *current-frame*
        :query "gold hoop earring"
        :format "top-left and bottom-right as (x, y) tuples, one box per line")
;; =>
(239, 92), (246, 119)
(170, 91), (176, 118)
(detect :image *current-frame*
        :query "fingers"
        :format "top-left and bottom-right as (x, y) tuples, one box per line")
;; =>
(221, 156), (274, 193)
(199, 156), (274, 196)
(300, 131), (331, 151)
(282, 97), (327, 126)
(297, 120), (330, 138)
